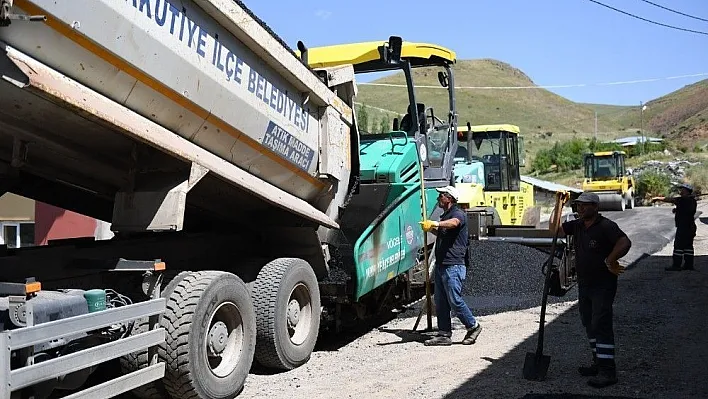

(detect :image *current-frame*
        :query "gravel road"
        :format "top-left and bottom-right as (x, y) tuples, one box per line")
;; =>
(240, 202), (708, 399)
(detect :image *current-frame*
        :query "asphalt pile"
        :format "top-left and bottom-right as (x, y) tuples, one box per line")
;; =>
(462, 240), (577, 316)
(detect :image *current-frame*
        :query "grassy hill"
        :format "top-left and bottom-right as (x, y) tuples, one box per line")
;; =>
(611, 79), (708, 150)
(354, 59), (637, 168)
(353, 59), (708, 168)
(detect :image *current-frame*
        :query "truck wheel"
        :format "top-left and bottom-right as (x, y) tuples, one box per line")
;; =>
(251, 258), (321, 370)
(161, 271), (256, 399)
(118, 271), (187, 399)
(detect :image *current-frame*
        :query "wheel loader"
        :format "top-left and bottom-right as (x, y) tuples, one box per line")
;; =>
(581, 151), (635, 211)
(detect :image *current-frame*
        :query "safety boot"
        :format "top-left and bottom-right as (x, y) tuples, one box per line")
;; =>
(665, 255), (683, 271)
(683, 255), (695, 270)
(578, 354), (599, 376)
(588, 366), (618, 388)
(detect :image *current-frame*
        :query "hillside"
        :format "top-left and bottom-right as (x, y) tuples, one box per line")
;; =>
(354, 59), (708, 168)
(354, 59), (636, 167)
(611, 79), (708, 149)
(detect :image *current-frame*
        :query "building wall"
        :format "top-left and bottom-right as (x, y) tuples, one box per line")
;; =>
(0, 193), (34, 221)
(0, 193), (36, 248)
(34, 201), (97, 245)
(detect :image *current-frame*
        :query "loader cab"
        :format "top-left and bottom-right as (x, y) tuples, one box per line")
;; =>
(299, 37), (459, 299)
(457, 124), (521, 192)
(583, 151), (628, 181)
(300, 36), (458, 184)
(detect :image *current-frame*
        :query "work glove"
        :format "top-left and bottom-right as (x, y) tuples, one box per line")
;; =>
(419, 220), (439, 232)
(605, 258), (625, 276)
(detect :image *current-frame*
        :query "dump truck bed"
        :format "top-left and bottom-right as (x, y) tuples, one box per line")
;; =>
(0, 0), (353, 229)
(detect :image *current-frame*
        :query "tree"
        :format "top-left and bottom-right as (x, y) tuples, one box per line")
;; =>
(379, 114), (391, 133)
(356, 105), (370, 133)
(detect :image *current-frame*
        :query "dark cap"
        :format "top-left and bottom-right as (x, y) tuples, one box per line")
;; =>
(676, 183), (693, 193)
(573, 192), (600, 204)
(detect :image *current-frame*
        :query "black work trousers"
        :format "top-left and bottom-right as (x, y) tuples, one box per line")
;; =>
(673, 224), (696, 269)
(578, 281), (617, 369)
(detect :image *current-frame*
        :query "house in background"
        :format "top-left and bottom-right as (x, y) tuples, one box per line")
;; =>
(605, 136), (663, 147)
(35, 201), (114, 245)
(0, 193), (112, 248)
(0, 193), (36, 248)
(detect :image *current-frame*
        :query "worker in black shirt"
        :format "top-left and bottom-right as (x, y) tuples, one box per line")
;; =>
(420, 185), (482, 346)
(552, 192), (632, 388)
(652, 183), (697, 271)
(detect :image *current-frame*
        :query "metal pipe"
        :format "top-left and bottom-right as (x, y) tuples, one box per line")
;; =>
(480, 236), (567, 247)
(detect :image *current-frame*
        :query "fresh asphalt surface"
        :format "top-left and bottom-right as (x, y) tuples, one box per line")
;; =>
(462, 206), (680, 316)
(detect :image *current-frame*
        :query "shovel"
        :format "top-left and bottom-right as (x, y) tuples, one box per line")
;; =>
(523, 192), (566, 381)
(522, 252), (555, 381)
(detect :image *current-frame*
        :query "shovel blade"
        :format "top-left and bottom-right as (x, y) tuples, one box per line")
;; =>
(522, 351), (551, 381)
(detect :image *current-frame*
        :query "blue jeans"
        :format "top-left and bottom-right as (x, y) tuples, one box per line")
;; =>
(434, 264), (477, 333)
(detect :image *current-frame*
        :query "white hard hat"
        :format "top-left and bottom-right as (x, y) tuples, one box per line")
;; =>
(436, 185), (460, 201)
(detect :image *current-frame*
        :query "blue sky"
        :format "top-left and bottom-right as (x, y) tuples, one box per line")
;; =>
(245, 0), (707, 106)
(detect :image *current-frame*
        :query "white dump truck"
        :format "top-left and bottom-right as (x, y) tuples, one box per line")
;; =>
(0, 0), (461, 398)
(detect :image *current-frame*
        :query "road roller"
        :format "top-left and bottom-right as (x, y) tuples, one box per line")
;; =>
(581, 151), (636, 211)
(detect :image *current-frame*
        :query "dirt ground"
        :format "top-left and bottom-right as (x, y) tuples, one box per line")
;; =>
(241, 201), (708, 399)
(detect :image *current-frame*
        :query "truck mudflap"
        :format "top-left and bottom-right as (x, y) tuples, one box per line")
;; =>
(0, 42), (339, 229)
(352, 183), (438, 301)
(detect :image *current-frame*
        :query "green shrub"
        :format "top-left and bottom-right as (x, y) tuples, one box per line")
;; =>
(636, 171), (671, 199)
(625, 142), (666, 156)
(587, 139), (622, 153)
(531, 138), (587, 173)
(687, 166), (708, 195)
(532, 150), (553, 172)
(531, 137), (667, 174)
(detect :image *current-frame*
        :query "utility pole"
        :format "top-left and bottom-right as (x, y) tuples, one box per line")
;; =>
(594, 110), (598, 141)
(639, 101), (644, 155)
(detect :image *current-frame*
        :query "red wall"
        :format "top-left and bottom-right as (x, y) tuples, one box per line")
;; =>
(34, 202), (97, 245)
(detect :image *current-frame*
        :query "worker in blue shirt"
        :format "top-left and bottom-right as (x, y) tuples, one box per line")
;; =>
(420, 185), (482, 346)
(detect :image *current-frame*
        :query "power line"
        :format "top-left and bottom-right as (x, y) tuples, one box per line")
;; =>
(585, 0), (708, 35)
(353, 102), (402, 115)
(638, 0), (708, 23)
(354, 101), (638, 130)
(357, 72), (708, 90)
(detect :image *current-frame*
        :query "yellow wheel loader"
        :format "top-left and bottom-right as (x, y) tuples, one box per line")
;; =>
(581, 151), (636, 211)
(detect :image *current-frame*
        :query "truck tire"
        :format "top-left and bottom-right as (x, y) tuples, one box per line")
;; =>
(161, 271), (256, 399)
(251, 258), (321, 370)
(119, 270), (187, 399)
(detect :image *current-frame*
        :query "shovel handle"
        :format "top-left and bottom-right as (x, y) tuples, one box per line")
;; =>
(535, 191), (567, 355)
